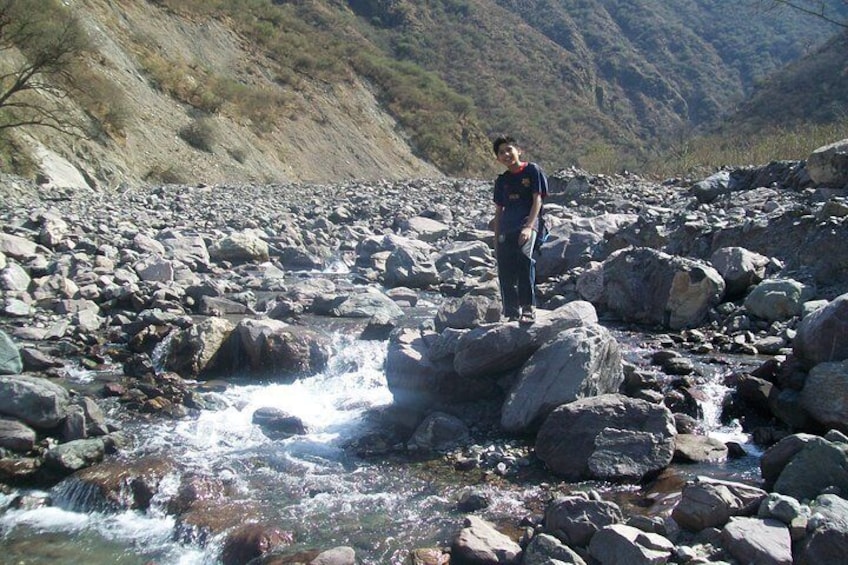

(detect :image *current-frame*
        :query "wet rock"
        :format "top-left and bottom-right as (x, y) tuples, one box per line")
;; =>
(43, 438), (106, 477)
(434, 295), (497, 331)
(673, 434), (729, 463)
(408, 411), (470, 452)
(451, 515), (521, 565)
(457, 487), (490, 512)
(535, 394), (676, 482)
(771, 435), (848, 501)
(330, 287), (404, 319)
(166, 317), (236, 378)
(501, 324), (623, 434)
(405, 547), (451, 565)
(221, 523), (293, 565)
(310, 545), (356, 565)
(68, 456), (177, 510)
(252, 407), (308, 439)
(234, 318), (331, 378)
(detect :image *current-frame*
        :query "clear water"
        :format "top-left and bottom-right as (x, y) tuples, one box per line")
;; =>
(0, 330), (764, 564)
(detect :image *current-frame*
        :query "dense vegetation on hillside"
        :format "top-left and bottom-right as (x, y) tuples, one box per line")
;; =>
(2, 0), (846, 179)
(136, 0), (848, 173)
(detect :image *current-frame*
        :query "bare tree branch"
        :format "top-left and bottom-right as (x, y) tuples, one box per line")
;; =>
(760, 0), (848, 28)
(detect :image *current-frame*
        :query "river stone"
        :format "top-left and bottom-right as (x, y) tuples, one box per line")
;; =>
(132, 232), (166, 255)
(0, 232), (43, 259)
(44, 438), (106, 476)
(251, 407), (307, 439)
(710, 246), (769, 298)
(806, 138), (848, 187)
(758, 493), (805, 525)
(220, 523), (292, 565)
(166, 317), (236, 378)
(535, 394), (676, 482)
(401, 216), (449, 242)
(0, 330), (23, 375)
(794, 292), (848, 366)
(545, 494), (624, 547)
(408, 411), (470, 452)
(209, 231), (269, 264)
(721, 517), (792, 565)
(673, 434), (729, 463)
(385, 328), (456, 410)
(744, 278), (815, 322)
(795, 494), (848, 565)
(234, 318), (331, 378)
(451, 515), (521, 565)
(690, 170), (732, 203)
(434, 295), (497, 331)
(0, 417), (37, 452)
(760, 433), (820, 488)
(310, 546), (357, 565)
(330, 287), (404, 319)
(772, 437), (848, 501)
(0, 261), (31, 291)
(453, 323), (537, 379)
(800, 360), (848, 433)
(500, 324), (623, 434)
(384, 244), (440, 289)
(671, 477), (768, 532)
(588, 523), (674, 564)
(0, 374), (70, 428)
(434, 240), (492, 272)
(601, 247), (724, 330)
(159, 230), (210, 269)
(521, 532), (586, 564)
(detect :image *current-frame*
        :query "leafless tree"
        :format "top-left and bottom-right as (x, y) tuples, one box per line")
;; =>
(0, 0), (92, 134)
(758, 0), (848, 28)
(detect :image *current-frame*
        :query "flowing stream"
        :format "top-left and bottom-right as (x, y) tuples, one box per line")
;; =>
(0, 327), (763, 564)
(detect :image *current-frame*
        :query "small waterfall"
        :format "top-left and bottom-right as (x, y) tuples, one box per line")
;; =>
(150, 329), (177, 373)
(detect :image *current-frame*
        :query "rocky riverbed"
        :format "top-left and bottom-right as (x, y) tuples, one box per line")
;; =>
(1, 139), (848, 564)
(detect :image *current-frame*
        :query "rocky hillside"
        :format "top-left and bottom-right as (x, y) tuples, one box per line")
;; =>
(4, 0), (847, 188)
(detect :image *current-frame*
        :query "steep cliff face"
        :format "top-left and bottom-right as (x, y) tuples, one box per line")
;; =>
(19, 0), (442, 189)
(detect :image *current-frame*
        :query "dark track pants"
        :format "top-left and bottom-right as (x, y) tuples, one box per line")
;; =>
(496, 230), (536, 318)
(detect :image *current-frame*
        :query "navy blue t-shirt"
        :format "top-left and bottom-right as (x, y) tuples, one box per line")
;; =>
(493, 162), (547, 235)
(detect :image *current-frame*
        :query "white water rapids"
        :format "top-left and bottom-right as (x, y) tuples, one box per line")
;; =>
(0, 330), (761, 564)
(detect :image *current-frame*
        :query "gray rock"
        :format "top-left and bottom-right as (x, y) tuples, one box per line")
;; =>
(544, 494), (624, 547)
(710, 246), (769, 298)
(806, 138), (848, 187)
(451, 515), (521, 565)
(795, 494), (848, 565)
(0, 374), (70, 428)
(588, 523), (674, 564)
(501, 324), (623, 434)
(0, 330), (23, 375)
(384, 245), (439, 289)
(794, 292), (848, 366)
(252, 407), (307, 439)
(744, 278), (815, 322)
(310, 546), (356, 565)
(0, 262), (31, 291)
(401, 216), (449, 243)
(434, 295), (497, 331)
(166, 317), (236, 378)
(535, 394), (676, 481)
(0, 417), (37, 452)
(671, 477), (767, 531)
(408, 411), (470, 452)
(720, 517), (792, 565)
(758, 493), (805, 525)
(44, 438), (106, 475)
(133, 255), (175, 283)
(673, 434), (729, 463)
(209, 231), (270, 264)
(330, 287), (404, 319)
(522, 532), (586, 564)
(772, 436), (848, 501)
(800, 360), (848, 433)
(0, 232), (44, 260)
(602, 247), (725, 330)
(234, 318), (331, 378)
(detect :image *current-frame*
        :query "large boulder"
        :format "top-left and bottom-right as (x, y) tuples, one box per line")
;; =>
(795, 494), (848, 565)
(710, 246), (769, 299)
(208, 231), (270, 264)
(384, 245), (440, 289)
(794, 292), (848, 366)
(744, 278), (815, 322)
(588, 523), (675, 564)
(601, 247), (725, 329)
(535, 394), (676, 481)
(233, 319), (331, 379)
(451, 515), (521, 565)
(806, 138), (848, 187)
(544, 494), (624, 547)
(165, 317), (236, 378)
(720, 517), (792, 565)
(800, 360), (848, 433)
(384, 328), (458, 410)
(771, 435), (848, 501)
(500, 324), (623, 434)
(0, 374), (70, 429)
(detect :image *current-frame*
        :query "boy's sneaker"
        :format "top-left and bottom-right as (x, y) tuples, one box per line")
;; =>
(519, 307), (536, 325)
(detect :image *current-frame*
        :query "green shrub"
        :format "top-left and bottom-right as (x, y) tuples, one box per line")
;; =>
(178, 117), (218, 153)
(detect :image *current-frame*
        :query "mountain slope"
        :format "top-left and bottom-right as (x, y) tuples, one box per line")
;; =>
(4, 0), (846, 187)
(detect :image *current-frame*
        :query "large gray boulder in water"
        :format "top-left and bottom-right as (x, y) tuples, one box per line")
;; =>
(0, 374), (70, 429)
(794, 292), (848, 366)
(535, 394), (676, 481)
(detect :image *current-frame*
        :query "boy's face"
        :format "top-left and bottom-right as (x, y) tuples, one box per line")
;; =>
(496, 143), (521, 168)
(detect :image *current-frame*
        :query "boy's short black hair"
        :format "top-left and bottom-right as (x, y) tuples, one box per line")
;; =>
(492, 135), (518, 156)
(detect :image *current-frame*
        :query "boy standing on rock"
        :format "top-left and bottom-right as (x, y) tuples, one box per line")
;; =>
(491, 135), (547, 323)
